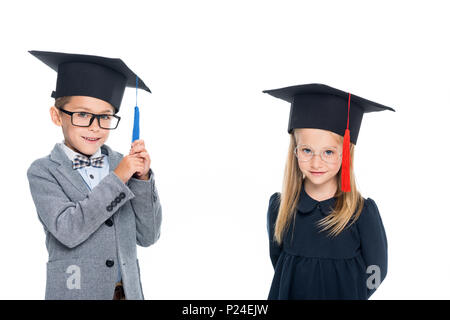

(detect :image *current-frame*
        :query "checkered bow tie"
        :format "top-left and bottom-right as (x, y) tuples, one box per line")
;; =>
(72, 154), (105, 169)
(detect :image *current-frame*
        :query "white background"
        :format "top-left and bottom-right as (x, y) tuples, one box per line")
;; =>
(0, 0), (449, 299)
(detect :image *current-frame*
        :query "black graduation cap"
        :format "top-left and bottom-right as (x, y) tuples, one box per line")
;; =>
(263, 83), (395, 192)
(263, 83), (395, 145)
(29, 50), (151, 113)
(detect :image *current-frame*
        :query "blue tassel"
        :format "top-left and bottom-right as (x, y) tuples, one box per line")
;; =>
(132, 106), (140, 142)
(132, 76), (140, 142)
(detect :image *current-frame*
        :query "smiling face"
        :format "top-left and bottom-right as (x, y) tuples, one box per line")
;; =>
(50, 96), (115, 157)
(294, 128), (343, 189)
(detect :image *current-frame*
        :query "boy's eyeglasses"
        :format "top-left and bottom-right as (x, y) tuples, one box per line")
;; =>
(294, 144), (342, 164)
(59, 108), (121, 130)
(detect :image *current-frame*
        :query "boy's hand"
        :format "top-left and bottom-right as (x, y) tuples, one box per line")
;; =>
(113, 140), (151, 184)
(128, 139), (151, 180)
(113, 154), (146, 184)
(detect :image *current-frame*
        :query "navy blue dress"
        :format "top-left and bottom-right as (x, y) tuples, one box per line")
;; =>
(267, 188), (387, 299)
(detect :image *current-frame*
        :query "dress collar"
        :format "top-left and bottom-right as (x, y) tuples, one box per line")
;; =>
(296, 187), (337, 216)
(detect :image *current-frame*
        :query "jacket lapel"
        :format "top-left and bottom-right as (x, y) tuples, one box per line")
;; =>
(50, 143), (123, 196)
(102, 143), (122, 173)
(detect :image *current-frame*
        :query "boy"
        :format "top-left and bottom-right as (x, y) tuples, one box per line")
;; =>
(26, 50), (162, 300)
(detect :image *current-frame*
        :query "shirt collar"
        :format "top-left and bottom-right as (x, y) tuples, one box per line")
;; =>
(59, 140), (102, 162)
(296, 187), (337, 216)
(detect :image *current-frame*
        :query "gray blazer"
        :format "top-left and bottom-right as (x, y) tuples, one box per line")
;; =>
(27, 143), (162, 300)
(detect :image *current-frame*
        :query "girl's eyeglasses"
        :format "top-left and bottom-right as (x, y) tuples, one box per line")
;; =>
(294, 144), (342, 164)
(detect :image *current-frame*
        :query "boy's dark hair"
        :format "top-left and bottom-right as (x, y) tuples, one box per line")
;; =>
(55, 96), (71, 110)
(54, 96), (116, 115)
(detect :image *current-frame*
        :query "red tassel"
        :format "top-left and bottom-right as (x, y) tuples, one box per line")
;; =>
(341, 128), (351, 192)
(341, 92), (352, 192)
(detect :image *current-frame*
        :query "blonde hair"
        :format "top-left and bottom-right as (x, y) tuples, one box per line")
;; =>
(274, 131), (364, 244)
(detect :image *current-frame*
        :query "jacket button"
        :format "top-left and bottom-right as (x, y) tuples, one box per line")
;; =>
(106, 205), (112, 212)
(119, 192), (126, 199)
(115, 196), (121, 203)
(105, 218), (114, 227)
(106, 259), (114, 267)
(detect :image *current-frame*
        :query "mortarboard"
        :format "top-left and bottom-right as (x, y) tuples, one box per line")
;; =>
(263, 83), (395, 192)
(29, 50), (151, 142)
(28, 50), (151, 113)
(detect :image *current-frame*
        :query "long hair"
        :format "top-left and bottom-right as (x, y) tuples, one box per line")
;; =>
(274, 131), (364, 244)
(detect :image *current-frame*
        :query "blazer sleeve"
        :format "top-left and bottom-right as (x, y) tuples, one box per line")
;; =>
(27, 160), (136, 249)
(267, 192), (282, 269)
(126, 168), (162, 247)
(357, 197), (388, 299)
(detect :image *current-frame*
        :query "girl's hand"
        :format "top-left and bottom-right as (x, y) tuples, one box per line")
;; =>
(129, 139), (151, 180)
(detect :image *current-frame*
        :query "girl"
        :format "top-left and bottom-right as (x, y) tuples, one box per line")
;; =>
(263, 83), (394, 300)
